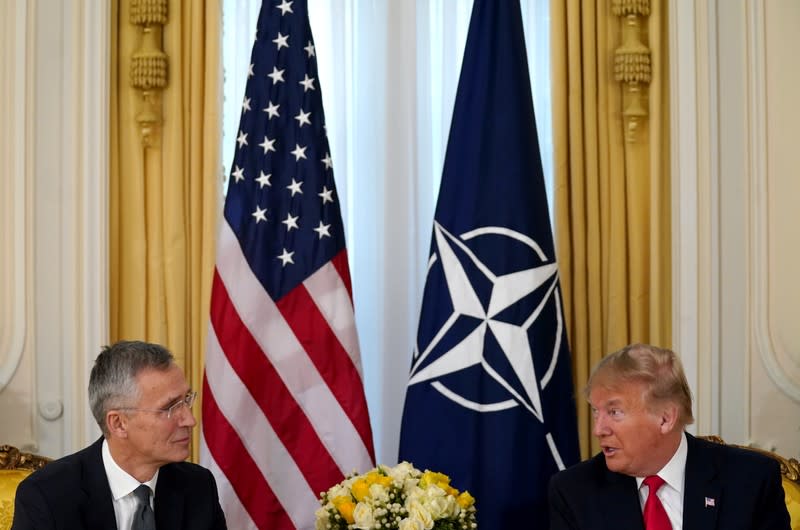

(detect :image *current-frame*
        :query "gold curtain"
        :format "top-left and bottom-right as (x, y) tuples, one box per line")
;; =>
(550, 0), (671, 458)
(110, 0), (221, 461)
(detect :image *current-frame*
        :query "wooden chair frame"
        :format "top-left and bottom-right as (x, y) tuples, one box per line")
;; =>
(0, 445), (50, 472)
(700, 435), (800, 483)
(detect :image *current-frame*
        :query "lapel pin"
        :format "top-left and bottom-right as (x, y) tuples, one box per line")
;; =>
(704, 497), (716, 508)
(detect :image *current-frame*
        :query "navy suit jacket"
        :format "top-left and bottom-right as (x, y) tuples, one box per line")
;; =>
(12, 437), (226, 529)
(548, 433), (790, 529)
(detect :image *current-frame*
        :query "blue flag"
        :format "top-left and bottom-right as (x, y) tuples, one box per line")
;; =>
(398, 1), (580, 527)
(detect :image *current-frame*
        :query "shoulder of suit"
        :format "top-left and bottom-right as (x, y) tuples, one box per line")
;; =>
(161, 460), (215, 481)
(692, 435), (781, 475)
(551, 452), (609, 484)
(17, 441), (97, 490)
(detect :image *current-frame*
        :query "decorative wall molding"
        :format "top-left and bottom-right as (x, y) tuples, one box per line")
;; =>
(669, 0), (704, 436)
(612, 0), (652, 142)
(0, 0), (111, 457)
(748, 0), (800, 404)
(78, 0), (111, 446)
(130, 0), (169, 147)
(0, 0), (28, 393)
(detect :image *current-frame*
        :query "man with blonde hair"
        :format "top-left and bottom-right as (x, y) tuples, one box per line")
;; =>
(548, 343), (789, 529)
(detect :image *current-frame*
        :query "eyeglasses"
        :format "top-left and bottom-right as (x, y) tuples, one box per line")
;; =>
(119, 391), (197, 419)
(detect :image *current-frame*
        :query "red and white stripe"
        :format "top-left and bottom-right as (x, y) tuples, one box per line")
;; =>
(201, 220), (375, 529)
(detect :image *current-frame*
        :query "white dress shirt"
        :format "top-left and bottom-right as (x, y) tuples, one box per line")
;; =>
(101, 439), (159, 530)
(635, 431), (687, 530)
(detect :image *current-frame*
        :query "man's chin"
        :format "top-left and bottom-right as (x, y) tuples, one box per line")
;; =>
(171, 452), (190, 463)
(603, 453), (628, 473)
(168, 443), (191, 462)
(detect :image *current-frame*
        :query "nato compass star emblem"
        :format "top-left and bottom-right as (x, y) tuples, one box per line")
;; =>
(408, 221), (568, 466)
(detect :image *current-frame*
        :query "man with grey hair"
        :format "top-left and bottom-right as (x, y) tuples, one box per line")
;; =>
(13, 340), (227, 529)
(548, 343), (789, 529)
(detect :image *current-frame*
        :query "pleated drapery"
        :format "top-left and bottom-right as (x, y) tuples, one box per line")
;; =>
(110, 0), (221, 462)
(550, 0), (671, 458)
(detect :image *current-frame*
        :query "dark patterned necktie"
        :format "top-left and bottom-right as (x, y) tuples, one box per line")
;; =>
(131, 484), (156, 530)
(642, 475), (672, 530)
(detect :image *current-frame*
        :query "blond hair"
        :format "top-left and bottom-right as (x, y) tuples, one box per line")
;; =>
(585, 343), (694, 426)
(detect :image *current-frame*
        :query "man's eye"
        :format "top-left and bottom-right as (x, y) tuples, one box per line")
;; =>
(609, 408), (623, 418)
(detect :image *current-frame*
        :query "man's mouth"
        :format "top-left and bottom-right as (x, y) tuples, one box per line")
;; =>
(602, 446), (618, 456)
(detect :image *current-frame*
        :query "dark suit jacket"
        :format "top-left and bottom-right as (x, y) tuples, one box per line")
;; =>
(12, 437), (227, 529)
(548, 433), (790, 530)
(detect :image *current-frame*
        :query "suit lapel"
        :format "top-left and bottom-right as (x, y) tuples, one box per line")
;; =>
(81, 438), (118, 528)
(682, 434), (721, 529)
(155, 464), (185, 529)
(601, 467), (646, 530)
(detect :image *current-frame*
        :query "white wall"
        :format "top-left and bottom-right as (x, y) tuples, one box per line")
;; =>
(0, 0), (108, 457)
(671, 0), (800, 457)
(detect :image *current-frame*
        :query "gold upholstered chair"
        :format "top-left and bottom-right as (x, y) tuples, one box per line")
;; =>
(701, 436), (800, 529)
(0, 445), (50, 530)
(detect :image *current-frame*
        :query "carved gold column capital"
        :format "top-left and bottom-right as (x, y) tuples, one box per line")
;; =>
(612, 0), (651, 142)
(130, 0), (169, 147)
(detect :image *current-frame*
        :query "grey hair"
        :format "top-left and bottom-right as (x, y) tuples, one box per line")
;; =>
(89, 340), (174, 436)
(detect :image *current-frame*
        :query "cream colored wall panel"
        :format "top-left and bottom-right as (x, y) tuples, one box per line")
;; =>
(747, 0), (800, 457)
(0, 0), (37, 449)
(672, 0), (800, 456)
(762, 0), (800, 391)
(0, 0), (108, 456)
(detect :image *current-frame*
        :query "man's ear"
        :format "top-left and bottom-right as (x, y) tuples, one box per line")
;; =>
(106, 410), (130, 439)
(658, 402), (679, 434)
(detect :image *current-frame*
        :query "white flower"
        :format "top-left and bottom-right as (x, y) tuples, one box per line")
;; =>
(426, 493), (458, 519)
(314, 506), (330, 530)
(387, 461), (416, 482)
(398, 517), (425, 530)
(327, 483), (351, 500)
(315, 463), (476, 530)
(368, 483), (390, 503)
(402, 477), (421, 495)
(405, 485), (425, 502)
(406, 500), (434, 530)
(421, 484), (446, 500)
(352, 502), (375, 529)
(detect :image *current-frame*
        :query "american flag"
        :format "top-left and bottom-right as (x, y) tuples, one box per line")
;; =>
(200, 1), (375, 528)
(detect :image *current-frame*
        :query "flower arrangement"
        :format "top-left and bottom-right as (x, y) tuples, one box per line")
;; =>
(315, 462), (477, 530)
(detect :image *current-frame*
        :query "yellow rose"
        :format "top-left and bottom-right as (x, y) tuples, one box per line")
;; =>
(365, 471), (382, 484)
(420, 471), (450, 489)
(456, 491), (475, 508)
(332, 496), (356, 523)
(351, 479), (371, 501)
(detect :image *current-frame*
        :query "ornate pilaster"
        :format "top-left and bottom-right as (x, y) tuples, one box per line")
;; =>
(612, 0), (651, 142)
(130, 0), (168, 147)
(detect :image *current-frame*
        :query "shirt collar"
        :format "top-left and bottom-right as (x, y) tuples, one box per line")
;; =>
(101, 438), (160, 501)
(635, 430), (688, 493)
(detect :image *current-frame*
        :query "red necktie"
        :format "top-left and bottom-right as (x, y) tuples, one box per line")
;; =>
(642, 475), (672, 530)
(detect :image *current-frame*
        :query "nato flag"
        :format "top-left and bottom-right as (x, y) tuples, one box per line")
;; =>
(398, 0), (580, 527)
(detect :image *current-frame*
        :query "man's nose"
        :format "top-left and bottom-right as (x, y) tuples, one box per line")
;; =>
(592, 415), (609, 437)
(177, 403), (197, 427)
